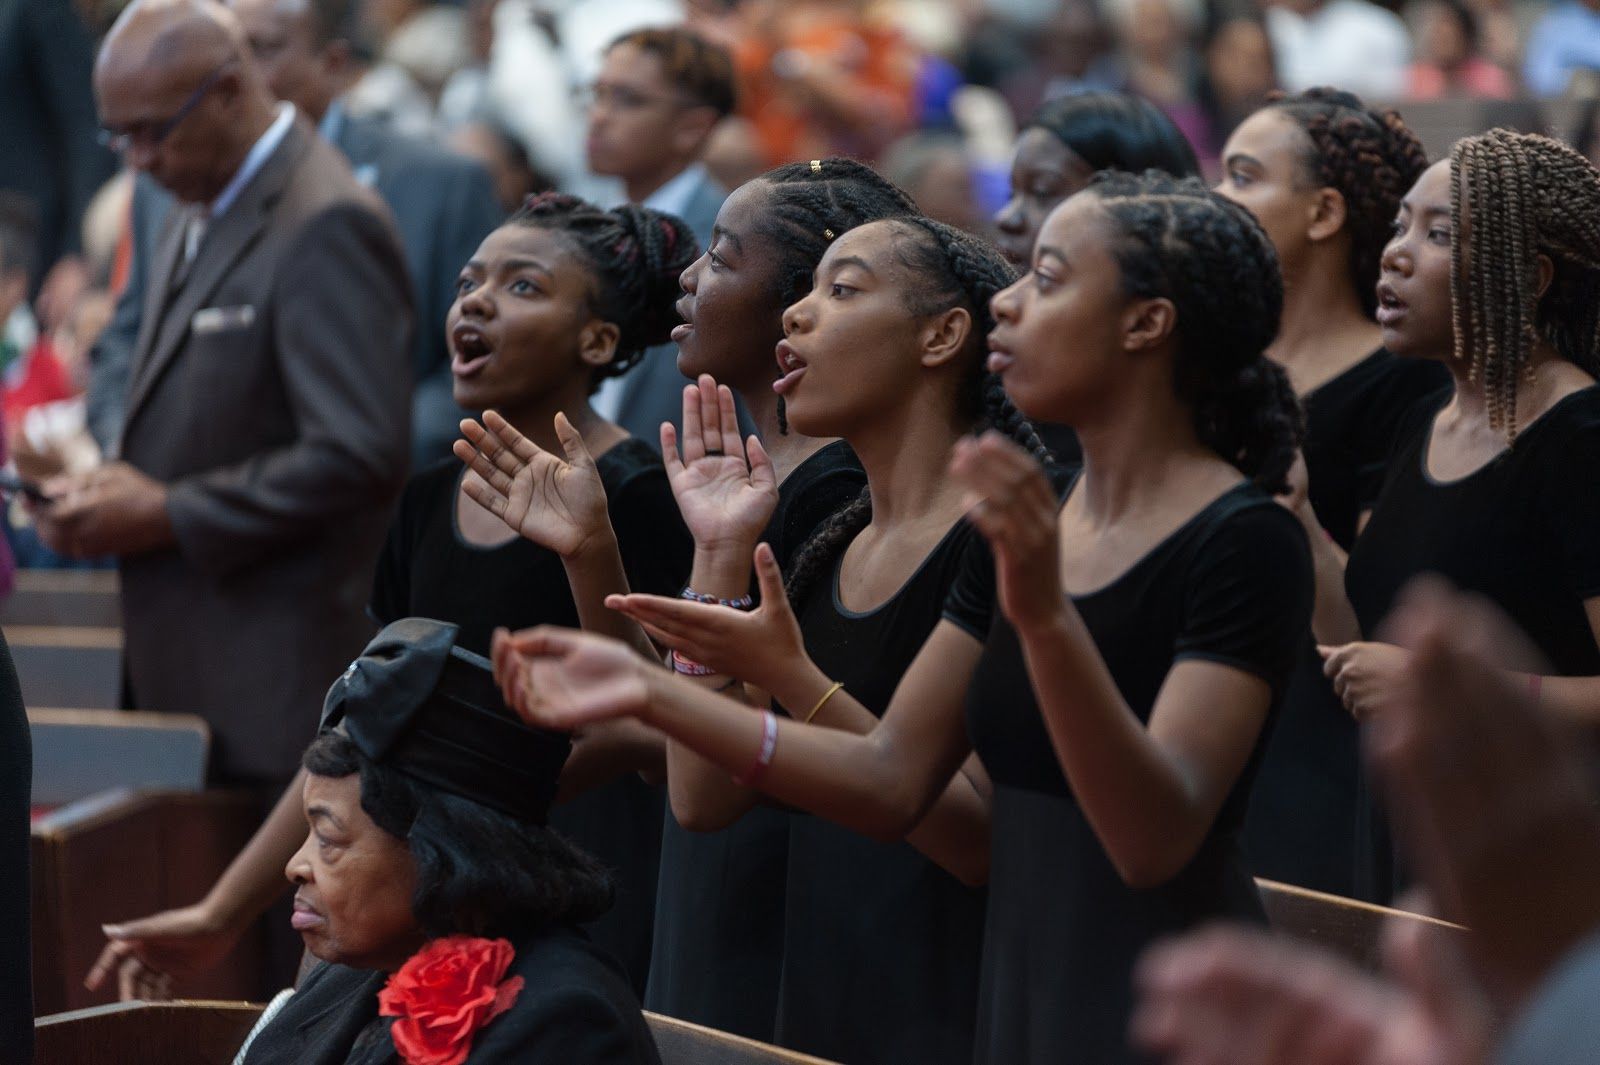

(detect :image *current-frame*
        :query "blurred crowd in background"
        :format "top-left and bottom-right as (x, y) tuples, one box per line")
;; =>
(5, 0), (1600, 574)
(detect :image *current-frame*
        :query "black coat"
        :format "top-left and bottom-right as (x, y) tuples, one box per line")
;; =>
(239, 925), (662, 1065)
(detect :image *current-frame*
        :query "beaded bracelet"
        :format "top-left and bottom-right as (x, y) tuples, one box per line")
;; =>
(734, 710), (779, 787)
(671, 649), (718, 677)
(681, 588), (755, 610)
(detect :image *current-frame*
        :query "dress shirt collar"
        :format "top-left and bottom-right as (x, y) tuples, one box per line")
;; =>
(642, 163), (707, 219)
(210, 102), (296, 220)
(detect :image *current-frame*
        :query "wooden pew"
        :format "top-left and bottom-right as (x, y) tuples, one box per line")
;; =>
(0, 569), (120, 628)
(1258, 877), (1466, 971)
(29, 709), (208, 805)
(31, 790), (266, 1016)
(6, 625), (123, 709)
(34, 1002), (845, 1065)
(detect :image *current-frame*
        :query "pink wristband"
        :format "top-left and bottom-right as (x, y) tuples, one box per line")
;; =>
(734, 710), (779, 787)
(672, 649), (718, 677)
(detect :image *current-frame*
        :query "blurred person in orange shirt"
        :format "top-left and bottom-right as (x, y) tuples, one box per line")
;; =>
(734, 0), (918, 166)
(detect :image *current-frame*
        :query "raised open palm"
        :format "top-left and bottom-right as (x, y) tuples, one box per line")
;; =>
(666, 375), (778, 551)
(491, 625), (652, 731)
(454, 411), (612, 557)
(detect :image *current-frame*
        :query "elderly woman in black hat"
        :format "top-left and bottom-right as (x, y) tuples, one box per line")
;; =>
(234, 618), (661, 1065)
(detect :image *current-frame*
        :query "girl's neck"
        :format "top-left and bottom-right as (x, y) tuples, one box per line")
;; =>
(732, 374), (835, 485)
(1073, 372), (1225, 525)
(1270, 265), (1382, 393)
(497, 383), (618, 456)
(1441, 341), (1595, 429)
(848, 392), (970, 532)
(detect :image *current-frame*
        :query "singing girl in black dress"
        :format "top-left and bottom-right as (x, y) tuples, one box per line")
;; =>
(1213, 89), (1442, 895)
(1317, 132), (1600, 902)
(457, 160), (915, 1042)
(86, 194), (697, 997)
(495, 174), (1313, 1065)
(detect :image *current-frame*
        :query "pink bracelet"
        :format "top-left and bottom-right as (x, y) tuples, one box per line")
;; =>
(733, 710), (778, 787)
(671, 649), (718, 677)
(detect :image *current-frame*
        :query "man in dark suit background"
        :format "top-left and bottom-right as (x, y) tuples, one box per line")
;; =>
(39, 0), (412, 789)
(88, 0), (502, 466)
(0, 0), (116, 322)
(585, 26), (735, 447)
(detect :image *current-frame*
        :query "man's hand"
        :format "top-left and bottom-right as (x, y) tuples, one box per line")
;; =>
(35, 463), (176, 558)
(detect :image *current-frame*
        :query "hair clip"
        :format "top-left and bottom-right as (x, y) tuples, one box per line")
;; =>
(810, 159), (823, 174)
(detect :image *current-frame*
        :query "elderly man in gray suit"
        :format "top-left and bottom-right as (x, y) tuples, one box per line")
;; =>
(39, 0), (411, 788)
(585, 26), (737, 447)
(88, 0), (501, 466)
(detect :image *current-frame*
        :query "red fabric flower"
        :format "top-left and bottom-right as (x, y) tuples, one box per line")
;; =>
(379, 935), (525, 1065)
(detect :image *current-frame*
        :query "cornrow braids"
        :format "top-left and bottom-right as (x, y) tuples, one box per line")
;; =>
(1268, 88), (1429, 316)
(1087, 171), (1303, 491)
(1450, 130), (1600, 438)
(510, 192), (700, 390)
(782, 215), (1052, 607)
(755, 157), (918, 433)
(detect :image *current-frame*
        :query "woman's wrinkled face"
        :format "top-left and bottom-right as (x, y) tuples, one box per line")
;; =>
(674, 179), (788, 384)
(1378, 159), (1457, 361)
(988, 195), (1133, 423)
(1214, 108), (1323, 276)
(775, 220), (948, 438)
(447, 224), (607, 414)
(286, 772), (422, 971)
(994, 127), (1096, 269)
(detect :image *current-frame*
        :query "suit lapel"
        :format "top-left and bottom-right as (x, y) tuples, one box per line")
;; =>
(123, 121), (313, 427)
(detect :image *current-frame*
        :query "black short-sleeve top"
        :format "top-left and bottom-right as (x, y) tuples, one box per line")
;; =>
(1346, 386), (1600, 676)
(947, 476), (1313, 808)
(369, 439), (693, 652)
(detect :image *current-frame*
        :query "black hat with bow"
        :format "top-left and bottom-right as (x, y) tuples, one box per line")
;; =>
(319, 618), (570, 824)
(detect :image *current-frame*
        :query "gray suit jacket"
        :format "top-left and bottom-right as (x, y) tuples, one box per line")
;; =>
(118, 119), (412, 782)
(89, 109), (501, 462)
(611, 170), (731, 448)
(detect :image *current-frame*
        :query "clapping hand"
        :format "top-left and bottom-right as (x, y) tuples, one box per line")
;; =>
(666, 375), (778, 560)
(491, 625), (653, 732)
(949, 431), (1064, 633)
(608, 541), (806, 695)
(453, 411), (613, 558)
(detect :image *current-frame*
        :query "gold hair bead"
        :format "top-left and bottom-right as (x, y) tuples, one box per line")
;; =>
(823, 228), (835, 240)
(810, 159), (823, 174)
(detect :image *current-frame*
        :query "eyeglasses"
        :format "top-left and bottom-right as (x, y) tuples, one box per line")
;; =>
(579, 81), (696, 113)
(98, 61), (234, 155)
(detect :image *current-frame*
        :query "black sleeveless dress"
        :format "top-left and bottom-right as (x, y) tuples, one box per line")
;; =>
(945, 476), (1312, 1064)
(644, 441), (864, 1039)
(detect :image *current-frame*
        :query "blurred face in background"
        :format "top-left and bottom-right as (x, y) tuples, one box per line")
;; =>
(1206, 18), (1277, 119)
(1414, 0), (1472, 68)
(229, 0), (349, 123)
(585, 42), (714, 183)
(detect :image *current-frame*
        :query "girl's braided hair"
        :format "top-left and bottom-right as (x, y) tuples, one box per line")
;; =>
(1087, 171), (1302, 492)
(1449, 130), (1600, 437)
(1267, 88), (1430, 316)
(509, 192), (699, 391)
(784, 216), (1051, 605)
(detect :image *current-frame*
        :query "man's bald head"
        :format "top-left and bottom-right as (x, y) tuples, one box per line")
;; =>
(95, 0), (280, 203)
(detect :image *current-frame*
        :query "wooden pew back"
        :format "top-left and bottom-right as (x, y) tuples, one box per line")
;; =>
(31, 790), (266, 1016)
(0, 569), (120, 628)
(1258, 877), (1465, 971)
(30, 709), (208, 805)
(34, 1003), (846, 1065)
(7, 625), (123, 709)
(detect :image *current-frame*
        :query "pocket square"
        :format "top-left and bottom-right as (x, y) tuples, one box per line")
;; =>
(192, 305), (256, 334)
